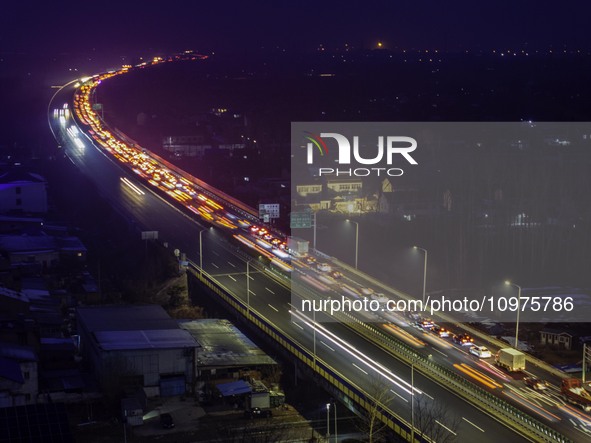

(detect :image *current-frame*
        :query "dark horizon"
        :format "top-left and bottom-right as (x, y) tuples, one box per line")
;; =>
(2, 1), (591, 56)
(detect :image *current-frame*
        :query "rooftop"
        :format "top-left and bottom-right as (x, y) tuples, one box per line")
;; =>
(93, 329), (196, 351)
(179, 319), (276, 368)
(77, 305), (179, 332)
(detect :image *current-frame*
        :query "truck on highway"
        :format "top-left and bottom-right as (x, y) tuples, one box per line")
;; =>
(287, 236), (309, 256)
(561, 378), (591, 412)
(495, 348), (526, 372)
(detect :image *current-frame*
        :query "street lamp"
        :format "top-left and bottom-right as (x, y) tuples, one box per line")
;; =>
(346, 219), (359, 269)
(413, 246), (428, 305)
(246, 259), (252, 316)
(326, 403), (331, 440)
(505, 281), (522, 349)
(198, 228), (210, 276)
(410, 360), (415, 443)
(313, 309), (317, 370)
(333, 402), (338, 443)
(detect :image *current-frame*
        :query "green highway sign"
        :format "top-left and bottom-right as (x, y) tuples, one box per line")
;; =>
(290, 210), (312, 228)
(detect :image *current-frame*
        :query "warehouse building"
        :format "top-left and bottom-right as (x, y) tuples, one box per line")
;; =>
(76, 305), (197, 397)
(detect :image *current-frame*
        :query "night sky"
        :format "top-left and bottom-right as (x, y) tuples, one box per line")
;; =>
(2, 1), (591, 55)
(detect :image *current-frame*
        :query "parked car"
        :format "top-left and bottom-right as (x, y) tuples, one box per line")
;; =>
(469, 345), (492, 358)
(160, 413), (175, 429)
(244, 407), (272, 418)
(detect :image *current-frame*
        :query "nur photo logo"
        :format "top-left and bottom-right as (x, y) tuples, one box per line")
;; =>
(303, 131), (418, 177)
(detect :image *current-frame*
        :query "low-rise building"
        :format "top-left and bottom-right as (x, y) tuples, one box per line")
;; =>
(0, 343), (38, 407)
(76, 305), (197, 397)
(540, 328), (575, 350)
(0, 170), (47, 214)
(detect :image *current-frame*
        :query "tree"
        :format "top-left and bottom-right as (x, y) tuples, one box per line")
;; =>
(358, 375), (395, 443)
(413, 395), (460, 443)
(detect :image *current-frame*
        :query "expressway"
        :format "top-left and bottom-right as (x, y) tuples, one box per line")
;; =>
(47, 60), (588, 442)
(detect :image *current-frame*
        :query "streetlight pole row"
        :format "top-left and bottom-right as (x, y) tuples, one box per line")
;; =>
(505, 281), (522, 349)
(325, 402), (338, 442)
(346, 219), (359, 269)
(413, 246), (427, 305)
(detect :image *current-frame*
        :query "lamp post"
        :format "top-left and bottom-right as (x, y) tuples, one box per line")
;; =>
(312, 210), (317, 250)
(346, 220), (359, 269)
(413, 246), (427, 305)
(246, 259), (251, 316)
(505, 281), (522, 349)
(410, 361), (415, 443)
(313, 309), (317, 371)
(199, 228), (208, 276)
(326, 403), (331, 440)
(333, 402), (338, 443)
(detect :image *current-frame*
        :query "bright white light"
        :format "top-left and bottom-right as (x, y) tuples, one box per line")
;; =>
(291, 310), (425, 397)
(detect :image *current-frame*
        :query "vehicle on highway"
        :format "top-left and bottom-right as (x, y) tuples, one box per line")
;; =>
(304, 256), (317, 265)
(495, 348), (526, 372)
(469, 345), (492, 358)
(411, 321), (424, 331)
(317, 262), (332, 272)
(452, 333), (475, 346)
(431, 325), (450, 338)
(561, 378), (591, 412)
(160, 413), (174, 429)
(329, 270), (343, 279)
(523, 376), (548, 391)
(420, 319), (434, 329)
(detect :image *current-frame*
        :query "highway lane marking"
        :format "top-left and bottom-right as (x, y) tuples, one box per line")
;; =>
(432, 347), (448, 357)
(436, 420), (457, 436)
(462, 417), (485, 432)
(228, 275), (236, 282)
(248, 275), (255, 280)
(211, 262), (219, 269)
(212, 251), (219, 256)
(320, 341), (335, 352)
(390, 389), (409, 403)
(228, 261), (236, 267)
(293, 322), (304, 330)
(352, 363), (368, 375)
(268, 304), (279, 312)
(265, 287), (275, 294)
(248, 290), (256, 296)
(574, 427), (591, 437)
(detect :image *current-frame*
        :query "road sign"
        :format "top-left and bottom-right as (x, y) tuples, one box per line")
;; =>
(290, 209), (312, 228)
(259, 203), (280, 219)
(141, 231), (159, 240)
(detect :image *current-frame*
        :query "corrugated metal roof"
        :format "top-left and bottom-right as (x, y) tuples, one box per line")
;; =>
(94, 329), (196, 351)
(179, 319), (276, 367)
(0, 343), (37, 362)
(77, 305), (178, 332)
